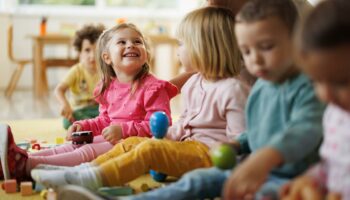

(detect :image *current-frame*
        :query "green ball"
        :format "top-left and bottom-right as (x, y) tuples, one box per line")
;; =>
(210, 144), (237, 169)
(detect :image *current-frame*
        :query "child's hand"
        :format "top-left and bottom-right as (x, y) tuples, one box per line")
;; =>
(223, 148), (283, 200)
(61, 104), (74, 122)
(102, 125), (123, 144)
(66, 124), (81, 141)
(225, 140), (241, 153)
(280, 176), (323, 200)
(326, 192), (342, 200)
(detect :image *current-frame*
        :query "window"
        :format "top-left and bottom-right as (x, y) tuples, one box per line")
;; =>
(17, 0), (205, 9)
(106, 0), (177, 9)
(19, 0), (95, 6)
(1, 0), (205, 18)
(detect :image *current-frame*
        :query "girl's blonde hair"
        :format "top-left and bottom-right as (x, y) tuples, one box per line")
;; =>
(176, 6), (241, 80)
(96, 23), (151, 97)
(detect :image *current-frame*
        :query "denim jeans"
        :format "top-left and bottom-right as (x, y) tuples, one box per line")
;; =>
(122, 167), (290, 200)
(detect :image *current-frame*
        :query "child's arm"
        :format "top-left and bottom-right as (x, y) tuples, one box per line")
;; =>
(223, 147), (283, 200)
(54, 82), (74, 122)
(169, 71), (196, 92)
(73, 84), (111, 136)
(280, 175), (323, 200)
(121, 81), (178, 138)
(281, 163), (328, 200)
(165, 108), (188, 141)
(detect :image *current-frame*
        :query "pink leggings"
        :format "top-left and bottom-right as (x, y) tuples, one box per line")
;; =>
(27, 135), (113, 171)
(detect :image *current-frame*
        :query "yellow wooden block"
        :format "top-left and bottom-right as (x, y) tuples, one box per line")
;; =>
(55, 137), (64, 145)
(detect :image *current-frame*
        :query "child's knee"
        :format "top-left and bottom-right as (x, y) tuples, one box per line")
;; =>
(123, 137), (148, 146)
(134, 139), (160, 155)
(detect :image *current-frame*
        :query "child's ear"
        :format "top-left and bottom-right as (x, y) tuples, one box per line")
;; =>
(102, 52), (112, 65)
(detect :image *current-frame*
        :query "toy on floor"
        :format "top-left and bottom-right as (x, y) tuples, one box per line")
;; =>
(210, 144), (237, 169)
(98, 186), (134, 196)
(149, 111), (169, 182)
(20, 181), (33, 196)
(32, 143), (41, 150)
(55, 137), (65, 145)
(17, 137), (70, 153)
(140, 183), (151, 192)
(2, 179), (17, 193)
(71, 131), (93, 145)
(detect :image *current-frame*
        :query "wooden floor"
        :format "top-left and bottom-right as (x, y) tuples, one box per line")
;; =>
(0, 89), (182, 121)
(0, 89), (60, 120)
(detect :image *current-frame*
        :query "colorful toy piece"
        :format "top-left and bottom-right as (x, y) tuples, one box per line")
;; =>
(140, 183), (150, 192)
(2, 179), (17, 193)
(210, 144), (237, 169)
(71, 131), (93, 145)
(55, 137), (65, 145)
(20, 181), (33, 196)
(149, 170), (167, 182)
(150, 111), (169, 139)
(98, 186), (133, 196)
(32, 143), (41, 150)
(149, 111), (169, 182)
(40, 189), (48, 199)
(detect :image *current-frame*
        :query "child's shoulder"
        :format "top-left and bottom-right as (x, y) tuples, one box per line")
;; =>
(184, 73), (250, 96)
(142, 74), (172, 87)
(254, 73), (312, 92)
(213, 76), (250, 95)
(142, 74), (178, 97)
(64, 62), (82, 74)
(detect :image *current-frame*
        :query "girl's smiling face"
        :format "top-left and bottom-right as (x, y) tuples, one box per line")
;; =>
(103, 28), (148, 76)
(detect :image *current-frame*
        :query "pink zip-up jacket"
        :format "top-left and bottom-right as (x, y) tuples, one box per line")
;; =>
(74, 74), (178, 138)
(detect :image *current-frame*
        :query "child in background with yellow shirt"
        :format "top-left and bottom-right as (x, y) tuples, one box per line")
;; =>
(55, 24), (105, 129)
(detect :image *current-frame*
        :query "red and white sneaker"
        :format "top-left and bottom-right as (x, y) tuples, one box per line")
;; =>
(0, 156), (3, 180)
(0, 124), (29, 182)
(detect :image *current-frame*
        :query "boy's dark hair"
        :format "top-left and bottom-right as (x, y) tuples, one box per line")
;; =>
(236, 0), (298, 33)
(73, 24), (105, 52)
(300, 0), (350, 51)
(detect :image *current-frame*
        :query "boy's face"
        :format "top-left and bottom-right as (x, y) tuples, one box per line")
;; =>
(235, 17), (294, 83)
(301, 45), (350, 111)
(79, 39), (96, 70)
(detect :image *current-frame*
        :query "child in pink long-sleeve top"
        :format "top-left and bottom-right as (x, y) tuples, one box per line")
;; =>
(30, 7), (250, 190)
(0, 23), (177, 181)
(281, 0), (350, 200)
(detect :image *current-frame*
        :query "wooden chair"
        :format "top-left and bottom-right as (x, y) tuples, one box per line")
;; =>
(4, 25), (32, 98)
(148, 35), (181, 77)
(41, 55), (78, 96)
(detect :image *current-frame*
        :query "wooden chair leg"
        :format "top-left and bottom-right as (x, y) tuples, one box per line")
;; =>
(5, 64), (25, 98)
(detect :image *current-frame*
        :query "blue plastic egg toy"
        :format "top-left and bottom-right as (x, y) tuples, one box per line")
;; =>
(150, 170), (167, 182)
(150, 111), (169, 139)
